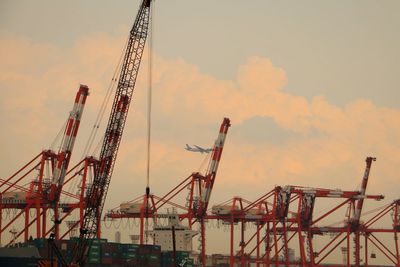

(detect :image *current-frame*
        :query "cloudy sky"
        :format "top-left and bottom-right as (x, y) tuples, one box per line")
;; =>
(1, 0), (399, 259)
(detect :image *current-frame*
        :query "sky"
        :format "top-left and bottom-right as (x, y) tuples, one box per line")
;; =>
(0, 0), (400, 263)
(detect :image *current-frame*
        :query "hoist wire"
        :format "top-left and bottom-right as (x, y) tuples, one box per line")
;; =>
(92, 136), (106, 158)
(197, 153), (211, 175)
(50, 117), (69, 152)
(82, 35), (129, 159)
(64, 27), (130, 200)
(81, 82), (112, 158)
(63, 166), (81, 204)
(146, 0), (154, 198)
(64, 160), (87, 203)
(145, 0), (155, 244)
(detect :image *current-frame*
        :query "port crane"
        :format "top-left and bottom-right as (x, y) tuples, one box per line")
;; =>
(206, 157), (386, 267)
(194, 117), (231, 266)
(104, 117), (231, 266)
(47, 85), (90, 203)
(0, 85), (89, 243)
(47, 85), (89, 239)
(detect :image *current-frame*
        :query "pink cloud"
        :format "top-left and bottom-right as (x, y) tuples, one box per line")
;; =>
(0, 30), (399, 211)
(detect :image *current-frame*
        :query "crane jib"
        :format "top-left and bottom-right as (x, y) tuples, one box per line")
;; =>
(71, 1), (152, 266)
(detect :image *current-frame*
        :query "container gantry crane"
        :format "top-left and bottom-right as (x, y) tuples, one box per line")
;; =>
(104, 117), (231, 267)
(48, 85), (90, 203)
(362, 198), (400, 266)
(349, 156), (376, 267)
(206, 157), (384, 267)
(70, 0), (152, 266)
(194, 117), (231, 266)
(0, 85), (89, 244)
(47, 85), (89, 239)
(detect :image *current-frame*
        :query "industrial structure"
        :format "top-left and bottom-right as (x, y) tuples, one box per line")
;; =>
(0, 0), (398, 266)
(105, 153), (399, 267)
(1, 0), (153, 265)
(0, 85), (89, 244)
(105, 117), (231, 266)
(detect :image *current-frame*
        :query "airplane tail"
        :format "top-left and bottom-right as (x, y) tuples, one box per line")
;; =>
(185, 144), (191, 149)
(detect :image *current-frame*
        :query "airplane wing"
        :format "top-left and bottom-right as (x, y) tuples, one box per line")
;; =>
(194, 145), (204, 151)
(194, 145), (213, 153)
(185, 144), (212, 153)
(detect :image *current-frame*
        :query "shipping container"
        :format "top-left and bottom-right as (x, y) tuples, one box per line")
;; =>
(18, 238), (164, 266)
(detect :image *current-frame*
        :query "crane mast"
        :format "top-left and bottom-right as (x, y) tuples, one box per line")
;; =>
(351, 156), (376, 225)
(71, 0), (152, 265)
(196, 118), (230, 267)
(48, 85), (89, 202)
(197, 118), (231, 216)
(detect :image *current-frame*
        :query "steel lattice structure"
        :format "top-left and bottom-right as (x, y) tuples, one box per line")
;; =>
(71, 1), (152, 265)
(0, 2), (398, 266)
(105, 117), (231, 267)
(105, 156), (399, 267)
(0, 85), (89, 244)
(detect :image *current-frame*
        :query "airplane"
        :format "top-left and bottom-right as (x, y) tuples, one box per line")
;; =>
(185, 144), (213, 154)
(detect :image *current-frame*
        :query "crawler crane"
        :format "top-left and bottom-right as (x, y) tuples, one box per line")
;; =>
(55, 0), (153, 265)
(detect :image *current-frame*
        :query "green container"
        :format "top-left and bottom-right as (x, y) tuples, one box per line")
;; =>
(88, 254), (100, 259)
(148, 255), (159, 260)
(161, 257), (172, 263)
(88, 245), (101, 254)
(33, 238), (47, 248)
(88, 253), (100, 257)
(176, 251), (189, 257)
(117, 243), (128, 252)
(88, 257), (100, 263)
(122, 252), (137, 259)
(175, 251), (189, 261)
(90, 238), (107, 244)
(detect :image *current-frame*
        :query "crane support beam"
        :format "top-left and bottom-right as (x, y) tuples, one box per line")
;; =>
(352, 156), (376, 226)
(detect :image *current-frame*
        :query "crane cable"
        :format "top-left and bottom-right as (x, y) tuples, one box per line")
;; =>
(82, 36), (127, 159)
(64, 34), (128, 200)
(145, 0), (155, 244)
(50, 117), (68, 152)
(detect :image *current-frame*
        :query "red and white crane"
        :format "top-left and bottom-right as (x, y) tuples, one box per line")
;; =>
(103, 117), (231, 267)
(48, 85), (89, 202)
(209, 157), (384, 267)
(350, 156), (376, 267)
(0, 85), (89, 244)
(196, 117), (231, 217)
(351, 156), (376, 226)
(195, 117), (231, 266)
